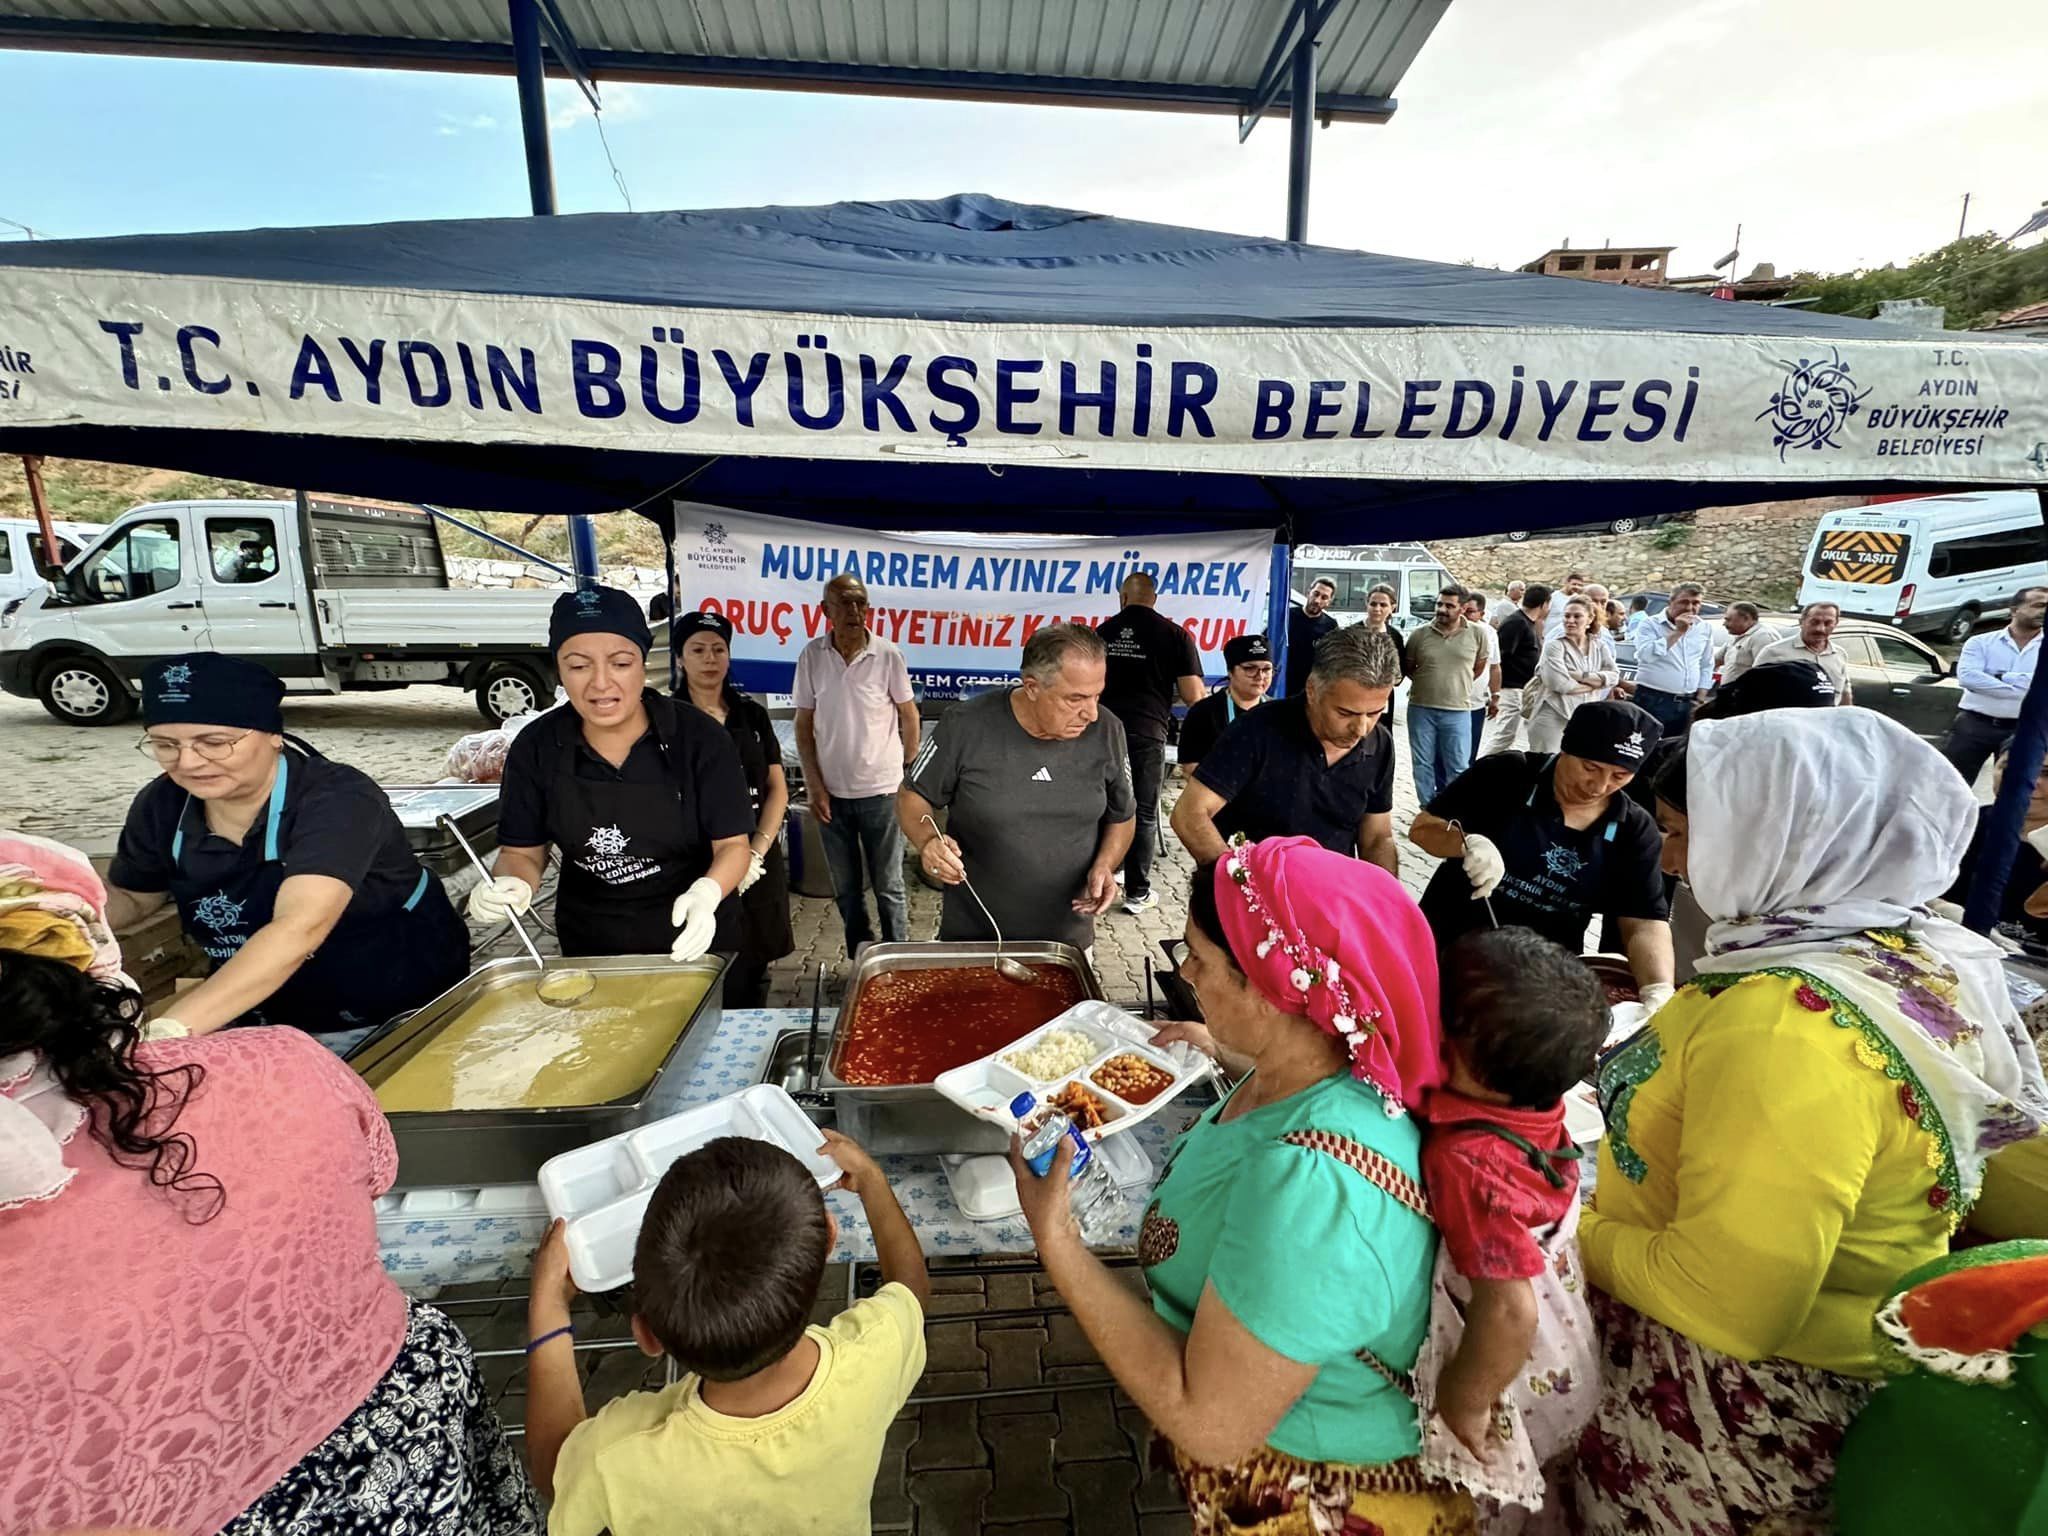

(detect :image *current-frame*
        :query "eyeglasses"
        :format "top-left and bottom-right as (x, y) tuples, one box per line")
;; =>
(138, 731), (253, 765)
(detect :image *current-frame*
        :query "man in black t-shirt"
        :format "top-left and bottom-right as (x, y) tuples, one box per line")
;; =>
(1410, 699), (1674, 1004)
(1177, 633), (1274, 776)
(1096, 572), (1205, 913)
(1172, 626), (1400, 874)
(1478, 582), (1552, 757)
(1285, 577), (1340, 696)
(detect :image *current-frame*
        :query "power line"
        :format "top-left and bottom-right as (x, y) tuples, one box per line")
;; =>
(0, 214), (43, 239)
(593, 107), (634, 212)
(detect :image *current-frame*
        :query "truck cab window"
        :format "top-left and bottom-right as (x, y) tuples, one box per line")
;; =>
(209, 520), (280, 584)
(76, 519), (181, 602)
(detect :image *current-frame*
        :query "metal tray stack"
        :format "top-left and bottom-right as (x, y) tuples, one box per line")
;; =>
(381, 784), (502, 878)
(819, 940), (1104, 1155)
(347, 953), (727, 1189)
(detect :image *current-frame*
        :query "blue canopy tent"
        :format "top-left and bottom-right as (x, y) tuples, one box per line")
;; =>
(4, 193), (2048, 923)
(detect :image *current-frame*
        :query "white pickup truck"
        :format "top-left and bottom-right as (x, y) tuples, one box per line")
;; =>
(0, 494), (565, 726)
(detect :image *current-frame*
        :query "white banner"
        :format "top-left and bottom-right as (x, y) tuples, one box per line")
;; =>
(672, 505), (1272, 698)
(3, 267), (2048, 486)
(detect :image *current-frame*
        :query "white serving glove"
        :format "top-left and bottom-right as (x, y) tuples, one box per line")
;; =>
(1460, 833), (1506, 900)
(1639, 982), (1676, 1016)
(669, 877), (724, 963)
(736, 849), (768, 895)
(466, 874), (535, 924)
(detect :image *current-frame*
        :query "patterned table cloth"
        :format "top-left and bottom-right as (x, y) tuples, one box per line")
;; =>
(375, 1007), (1205, 1291)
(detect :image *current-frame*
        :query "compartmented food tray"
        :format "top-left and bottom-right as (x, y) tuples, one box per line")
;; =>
(540, 1085), (838, 1292)
(380, 784), (501, 876)
(346, 953), (727, 1189)
(934, 1000), (1209, 1142)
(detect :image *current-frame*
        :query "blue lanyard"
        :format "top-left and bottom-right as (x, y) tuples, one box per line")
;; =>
(171, 751), (290, 867)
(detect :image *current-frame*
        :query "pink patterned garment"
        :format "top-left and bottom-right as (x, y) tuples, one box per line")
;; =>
(0, 1028), (409, 1536)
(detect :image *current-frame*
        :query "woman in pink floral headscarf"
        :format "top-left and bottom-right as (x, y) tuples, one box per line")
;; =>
(1015, 835), (1473, 1536)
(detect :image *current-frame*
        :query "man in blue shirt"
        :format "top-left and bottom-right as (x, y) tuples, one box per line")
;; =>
(1625, 582), (1715, 734)
(1943, 585), (2048, 785)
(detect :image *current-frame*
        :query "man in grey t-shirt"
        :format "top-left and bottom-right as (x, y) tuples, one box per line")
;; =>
(900, 625), (1137, 949)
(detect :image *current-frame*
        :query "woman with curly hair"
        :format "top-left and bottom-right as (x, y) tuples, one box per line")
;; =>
(0, 831), (540, 1536)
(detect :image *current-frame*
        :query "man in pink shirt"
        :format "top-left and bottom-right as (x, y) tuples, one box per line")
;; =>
(794, 573), (922, 955)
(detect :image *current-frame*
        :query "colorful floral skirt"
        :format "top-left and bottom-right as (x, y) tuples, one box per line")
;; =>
(1159, 1436), (1479, 1536)
(220, 1298), (542, 1536)
(1566, 1290), (1874, 1536)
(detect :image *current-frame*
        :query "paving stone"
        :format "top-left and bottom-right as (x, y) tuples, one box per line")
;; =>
(1115, 1404), (1186, 1515)
(981, 1411), (1069, 1525)
(926, 1321), (986, 1374)
(930, 1272), (987, 1294)
(1045, 1313), (1102, 1367)
(922, 1289), (993, 1317)
(981, 1326), (1048, 1388)
(906, 1468), (993, 1536)
(870, 1416), (917, 1530)
(985, 1524), (1068, 1536)
(1057, 1456), (1142, 1536)
(582, 1342), (658, 1406)
(914, 1367), (992, 1398)
(1139, 1512), (1194, 1536)
(1046, 1364), (1118, 1385)
(908, 1398), (989, 1472)
(985, 1272), (1039, 1312)
(1054, 1388), (1132, 1464)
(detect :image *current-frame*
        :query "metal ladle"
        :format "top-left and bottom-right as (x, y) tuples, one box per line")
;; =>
(921, 814), (1036, 985)
(439, 814), (593, 1007)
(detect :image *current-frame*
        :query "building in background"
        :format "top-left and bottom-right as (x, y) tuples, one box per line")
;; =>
(1520, 242), (1673, 285)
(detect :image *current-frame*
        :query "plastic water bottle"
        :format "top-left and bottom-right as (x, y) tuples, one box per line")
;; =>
(1011, 1092), (1129, 1244)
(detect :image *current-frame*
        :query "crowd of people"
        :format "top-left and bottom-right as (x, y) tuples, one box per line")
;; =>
(6, 562), (2048, 1536)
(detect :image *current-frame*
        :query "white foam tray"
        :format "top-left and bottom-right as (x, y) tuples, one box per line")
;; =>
(539, 1084), (836, 1292)
(933, 1000), (1209, 1144)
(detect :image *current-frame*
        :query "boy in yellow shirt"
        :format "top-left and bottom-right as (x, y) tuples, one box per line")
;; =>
(526, 1128), (930, 1535)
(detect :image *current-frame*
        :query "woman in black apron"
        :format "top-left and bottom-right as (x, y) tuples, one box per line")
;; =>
(673, 609), (795, 1006)
(104, 654), (469, 1037)
(473, 586), (754, 962)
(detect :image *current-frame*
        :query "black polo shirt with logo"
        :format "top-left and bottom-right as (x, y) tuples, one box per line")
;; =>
(1192, 694), (1395, 856)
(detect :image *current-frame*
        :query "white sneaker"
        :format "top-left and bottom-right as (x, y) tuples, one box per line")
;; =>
(1123, 890), (1158, 915)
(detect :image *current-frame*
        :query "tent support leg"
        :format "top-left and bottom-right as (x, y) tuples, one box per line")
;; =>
(1268, 542), (1294, 695)
(511, 0), (600, 584)
(1285, 0), (1318, 242)
(1965, 499), (2048, 931)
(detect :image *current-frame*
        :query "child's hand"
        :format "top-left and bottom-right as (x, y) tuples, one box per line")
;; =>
(820, 1128), (883, 1198)
(529, 1218), (579, 1327)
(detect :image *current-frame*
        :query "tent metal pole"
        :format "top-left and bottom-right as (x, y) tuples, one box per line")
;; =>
(1268, 541), (1294, 694)
(1285, 0), (1318, 242)
(510, 0), (600, 584)
(1964, 493), (2048, 931)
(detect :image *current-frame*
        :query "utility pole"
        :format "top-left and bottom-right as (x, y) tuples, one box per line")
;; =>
(1958, 192), (1971, 242)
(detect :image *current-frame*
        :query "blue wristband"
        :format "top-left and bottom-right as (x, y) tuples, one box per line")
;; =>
(526, 1325), (574, 1354)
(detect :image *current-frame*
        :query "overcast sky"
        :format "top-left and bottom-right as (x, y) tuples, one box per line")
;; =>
(3, 0), (2041, 277)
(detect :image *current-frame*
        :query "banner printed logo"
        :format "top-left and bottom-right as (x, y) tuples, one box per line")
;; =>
(1757, 347), (1871, 461)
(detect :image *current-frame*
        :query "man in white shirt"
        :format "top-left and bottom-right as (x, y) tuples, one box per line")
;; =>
(1941, 586), (2048, 785)
(1715, 601), (1784, 689)
(1755, 602), (1855, 707)
(1461, 591), (1502, 760)
(1488, 581), (1525, 628)
(793, 573), (922, 956)
(1623, 595), (1658, 650)
(1625, 582), (1715, 734)
(1543, 572), (1593, 640)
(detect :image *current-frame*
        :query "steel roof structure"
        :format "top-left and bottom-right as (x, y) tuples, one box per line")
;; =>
(0, 0), (1443, 124)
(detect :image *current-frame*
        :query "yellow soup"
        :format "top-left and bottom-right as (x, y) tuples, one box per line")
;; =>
(370, 970), (711, 1111)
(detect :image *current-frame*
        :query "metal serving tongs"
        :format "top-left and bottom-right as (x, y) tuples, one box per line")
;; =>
(439, 814), (593, 1007)
(921, 813), (1035, 984)
(1445, 818), (1501, 929)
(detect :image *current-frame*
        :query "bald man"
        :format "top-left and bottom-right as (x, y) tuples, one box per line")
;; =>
(1096, 572), (1204, 913)
(793, 573), (922, 955)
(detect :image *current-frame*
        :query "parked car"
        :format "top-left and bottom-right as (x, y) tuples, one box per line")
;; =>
(1503, 511), (1695, 542)
(0, 495), (560, 726)
(1798, 491), (2048, 645)
(1618, 616), (1959, 741)
(1616, 590), (1728, 622)
(1289, 541), (1459, 634)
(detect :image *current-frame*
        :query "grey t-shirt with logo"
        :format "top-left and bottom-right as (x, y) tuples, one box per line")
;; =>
(906, 688), (1137, 948)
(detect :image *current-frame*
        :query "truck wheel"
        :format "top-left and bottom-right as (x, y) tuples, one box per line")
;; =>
(36, 655), (136, 726)
(1943, 607), (1981, 645)
(1608, 516), (1641, 535)
(1506, 530), (1531, 542)
(476, 662), (548, 725)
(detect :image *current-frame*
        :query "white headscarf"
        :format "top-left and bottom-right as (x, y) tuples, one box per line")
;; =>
(1685, 710), (2048, 1214)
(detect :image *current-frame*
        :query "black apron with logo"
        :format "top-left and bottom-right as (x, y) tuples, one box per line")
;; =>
(546, 699), (740, 959)
(1480, 755), (1622, 952)
(167, 751), (468, 1033)
(714, 692), (794, 1005)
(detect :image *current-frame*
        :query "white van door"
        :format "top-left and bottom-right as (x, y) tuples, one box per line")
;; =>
(1798, 512), (1916, 624)
(1913, 520), (2048, 644)
(66, 511), (211, 662)
(197, 509), (316, 663)
(0, 528), (25, 604)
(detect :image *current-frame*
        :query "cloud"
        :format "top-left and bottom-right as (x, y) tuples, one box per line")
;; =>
(435, 111), (499, 136)
(548, 80), (653, 132)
